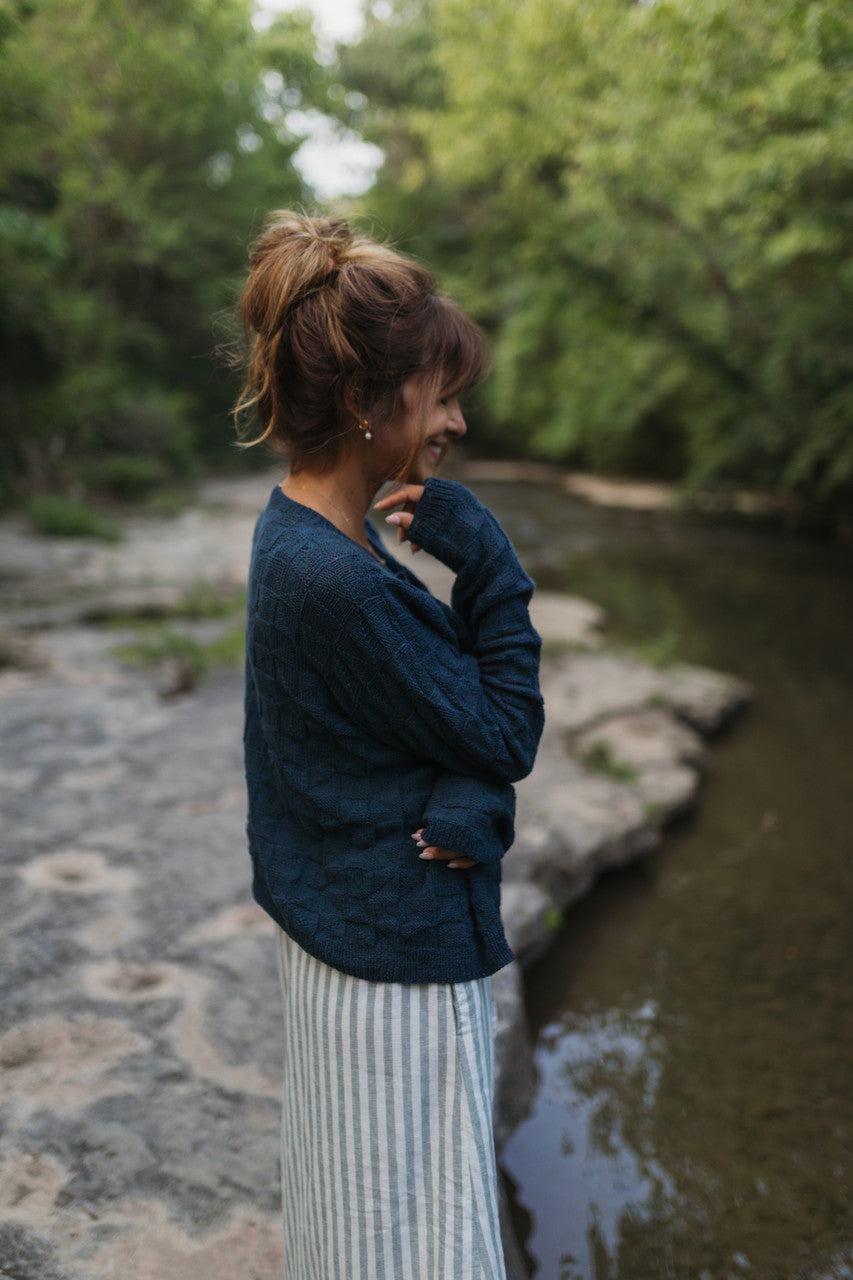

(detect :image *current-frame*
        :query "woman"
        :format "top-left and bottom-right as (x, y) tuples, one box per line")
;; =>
(236, 211), (544, 1280)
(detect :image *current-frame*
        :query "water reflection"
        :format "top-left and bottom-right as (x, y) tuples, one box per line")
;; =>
(504, 1003), (674, 1280)
(467, 479), (853, 1280)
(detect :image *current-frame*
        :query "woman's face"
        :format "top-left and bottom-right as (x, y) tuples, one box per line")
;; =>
(380, 374), (467, 485)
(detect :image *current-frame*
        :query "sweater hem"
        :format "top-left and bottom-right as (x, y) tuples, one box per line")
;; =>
(257, 895), (514, 984)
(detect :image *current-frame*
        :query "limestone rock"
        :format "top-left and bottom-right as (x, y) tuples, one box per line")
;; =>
(540, 649), (751, 739)
(541, 650), (667, 734)
(656, 661), (753, 734)
(501, 880), (557, 961)
(634, 762), (701, 817)
(529, 591), (605, 650)
(574, 706), (706, 771)
(571, 707), (706, 821)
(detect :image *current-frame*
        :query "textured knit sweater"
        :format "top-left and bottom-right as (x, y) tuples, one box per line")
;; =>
(243, 476), (545, 983)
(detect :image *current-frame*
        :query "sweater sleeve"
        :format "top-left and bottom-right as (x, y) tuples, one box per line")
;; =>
(418, 772), (515, 867)
(297, 478), (544, 786)
(365, 502), (517, 866)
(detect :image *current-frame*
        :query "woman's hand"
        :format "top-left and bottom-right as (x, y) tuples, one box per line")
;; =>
(411, 829), (477, 870)
(374, 484), (425, 552)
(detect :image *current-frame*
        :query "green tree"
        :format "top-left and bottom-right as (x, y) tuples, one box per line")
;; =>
(342, 0), (853, 531)
(336, 1), (460, 267)
(0, 0), (323, 500)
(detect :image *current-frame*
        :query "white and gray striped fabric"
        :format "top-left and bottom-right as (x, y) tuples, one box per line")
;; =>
(275, 926), (507, 1280)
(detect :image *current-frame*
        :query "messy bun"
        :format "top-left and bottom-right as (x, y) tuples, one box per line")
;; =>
(233, 210), (487, 471)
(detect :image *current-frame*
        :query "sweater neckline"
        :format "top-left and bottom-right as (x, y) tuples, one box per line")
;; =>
(272, 483), (395, 570)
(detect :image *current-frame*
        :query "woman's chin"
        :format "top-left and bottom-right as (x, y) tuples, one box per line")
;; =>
(402, 462), (435, 486)
(416, 449), (445, 482)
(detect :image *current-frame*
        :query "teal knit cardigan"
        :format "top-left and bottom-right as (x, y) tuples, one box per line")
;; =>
(243, 477), (544, 983)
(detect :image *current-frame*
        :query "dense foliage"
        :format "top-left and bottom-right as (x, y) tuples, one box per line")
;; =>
(2, 0), (851, 534)
(341, 0), (853, 532)
(0, 0), (324, 500)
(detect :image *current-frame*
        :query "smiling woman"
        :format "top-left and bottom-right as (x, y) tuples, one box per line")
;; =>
(233, 210), (487, 546)
(371, 372), (468, 491)
(233, 209), (544, 1279)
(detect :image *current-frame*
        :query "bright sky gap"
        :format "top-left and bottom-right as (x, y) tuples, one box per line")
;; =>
(254, 0), (383, 198)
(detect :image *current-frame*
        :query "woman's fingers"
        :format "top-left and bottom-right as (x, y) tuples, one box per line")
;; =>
(410, 830), (476, 870)
(421, 848), (477, 868)
(376, 486), (425, 550)
(384, 511), (414, 532)
(383, 509), (420, 551)
(374, 484), (425, 511)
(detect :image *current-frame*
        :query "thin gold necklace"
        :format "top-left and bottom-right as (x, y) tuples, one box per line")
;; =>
(286, 481), (357, 535)
(285, 481), (384, 562)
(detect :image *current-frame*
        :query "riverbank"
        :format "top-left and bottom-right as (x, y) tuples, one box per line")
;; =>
(0, 472), (750, 1280)
(455, 457), (799, 520)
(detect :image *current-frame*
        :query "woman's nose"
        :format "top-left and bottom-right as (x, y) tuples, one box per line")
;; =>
(447, 399), (467, 437)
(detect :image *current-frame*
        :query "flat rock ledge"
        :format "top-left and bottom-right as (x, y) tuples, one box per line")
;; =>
(0, 478), (751, 1280)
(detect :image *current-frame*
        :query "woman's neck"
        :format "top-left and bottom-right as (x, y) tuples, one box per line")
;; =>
(282, 458), (378, 550)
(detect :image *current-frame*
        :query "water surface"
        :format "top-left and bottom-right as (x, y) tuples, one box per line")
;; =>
(473, 481), (853, 1280)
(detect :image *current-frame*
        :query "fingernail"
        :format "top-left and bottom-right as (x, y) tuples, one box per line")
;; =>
(385, 514), (402, 526)
(419, 850), (433, 860)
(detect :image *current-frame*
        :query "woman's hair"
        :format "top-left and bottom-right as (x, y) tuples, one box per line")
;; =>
(232, 211), (488, 473)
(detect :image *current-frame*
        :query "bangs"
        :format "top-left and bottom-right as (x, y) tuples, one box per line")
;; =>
(420, 296), (489, 398)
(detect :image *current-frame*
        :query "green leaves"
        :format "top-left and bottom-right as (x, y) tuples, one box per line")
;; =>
(342, 0), (853, 532)
(0, 0), (320, 499)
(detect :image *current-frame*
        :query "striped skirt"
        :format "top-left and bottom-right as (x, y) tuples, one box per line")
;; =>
(275, 927), (507, 1280)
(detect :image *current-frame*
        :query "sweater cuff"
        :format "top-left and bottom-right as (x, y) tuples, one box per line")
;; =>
(408, 478), (497, 574)
(419, 817), (508, 867)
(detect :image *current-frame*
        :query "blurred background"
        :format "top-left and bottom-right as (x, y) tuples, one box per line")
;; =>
(2, 0), (852, 538)
(2, 3), (852, 1278)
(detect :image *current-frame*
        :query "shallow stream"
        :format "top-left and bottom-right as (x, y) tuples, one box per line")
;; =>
(474, 481), (853, 1280)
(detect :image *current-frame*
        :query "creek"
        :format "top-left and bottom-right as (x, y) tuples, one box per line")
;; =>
(472, 480), (853, 1280)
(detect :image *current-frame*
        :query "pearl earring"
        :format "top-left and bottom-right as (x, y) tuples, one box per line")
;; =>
(359, 420), (373, 441)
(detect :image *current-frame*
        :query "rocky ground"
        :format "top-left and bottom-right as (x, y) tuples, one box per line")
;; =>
(0, 473), (751, 1280)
